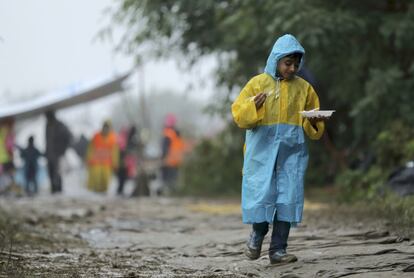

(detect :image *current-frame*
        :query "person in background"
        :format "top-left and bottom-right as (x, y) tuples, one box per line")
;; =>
(160, 113), (186, 194)
(17, 135), (43, 196)
(116, 126), (138, 196)
(45, 110), (72, 194)
(0, 118), (16, 193)
(231, 34), (329, 265)
(87, 120), (119, 193)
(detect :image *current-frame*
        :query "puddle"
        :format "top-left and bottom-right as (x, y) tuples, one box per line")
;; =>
(80, 228), (111, 248)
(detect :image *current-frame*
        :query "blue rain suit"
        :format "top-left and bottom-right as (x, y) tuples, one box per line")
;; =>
(231, 34), (325, 225)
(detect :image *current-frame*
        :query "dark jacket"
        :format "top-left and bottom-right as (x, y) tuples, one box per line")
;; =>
(45, 119), (72, 161)
(19, 145), (42, 178)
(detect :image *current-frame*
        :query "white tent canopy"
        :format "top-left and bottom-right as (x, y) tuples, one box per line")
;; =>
(0, 71), (131, 121)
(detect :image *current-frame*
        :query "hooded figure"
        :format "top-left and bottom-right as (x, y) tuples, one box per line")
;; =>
(232, 34), (325, 226)
(45, 111), (72, 194)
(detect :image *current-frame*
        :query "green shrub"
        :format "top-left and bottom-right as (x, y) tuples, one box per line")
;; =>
(335, 121), (414, 235)
(336, 120), (414, 202)
(374, 120), (414, 168)
(335, 166), (387, 202)
(178, 122), (243, 197)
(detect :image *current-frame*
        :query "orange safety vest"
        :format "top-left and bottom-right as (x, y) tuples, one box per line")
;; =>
(163, 127), (185, 167)
(88, 131), (118, 167)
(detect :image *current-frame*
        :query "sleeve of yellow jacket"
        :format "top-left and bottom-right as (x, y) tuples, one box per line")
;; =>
(303, 85), (325, 140)
(231, 77), (265, 129)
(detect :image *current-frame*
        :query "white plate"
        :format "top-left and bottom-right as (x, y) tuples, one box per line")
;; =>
(300, 110), (335, 118)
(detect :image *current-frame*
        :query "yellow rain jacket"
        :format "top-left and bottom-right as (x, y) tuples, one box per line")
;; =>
(0, 127), (11, 164)
(231, 34), (324, 225)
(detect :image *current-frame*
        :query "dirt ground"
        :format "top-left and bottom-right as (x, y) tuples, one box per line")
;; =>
(1, 194), (413, 277)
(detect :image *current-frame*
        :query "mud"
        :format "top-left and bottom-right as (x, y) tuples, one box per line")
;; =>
(0, 195), (413, 277)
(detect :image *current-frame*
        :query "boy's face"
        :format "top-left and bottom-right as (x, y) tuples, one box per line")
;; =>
(277, 56), (300, 80)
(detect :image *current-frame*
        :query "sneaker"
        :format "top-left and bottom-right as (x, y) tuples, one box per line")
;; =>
(269, 250), (297, 265)
(245, 231), (265, 260)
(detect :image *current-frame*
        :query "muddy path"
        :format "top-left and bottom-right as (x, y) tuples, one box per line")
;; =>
(1, 195), (413, 277)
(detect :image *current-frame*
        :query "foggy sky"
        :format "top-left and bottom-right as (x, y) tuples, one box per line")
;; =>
(0, 0), (216, 135)
(0, 0), (215, 103)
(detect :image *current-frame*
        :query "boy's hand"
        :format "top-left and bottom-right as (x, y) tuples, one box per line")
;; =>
(254, 93), (267, 109)
(308, 116), (329, 126)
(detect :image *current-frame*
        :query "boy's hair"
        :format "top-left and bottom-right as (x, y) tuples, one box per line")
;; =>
(285, 52), (303, 61)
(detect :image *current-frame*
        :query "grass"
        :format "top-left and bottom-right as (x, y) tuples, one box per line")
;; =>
(305, 186), (414, 238)
(0, 206), (23, 276)
(0, 206), (69, 276)
(367, 193), (414, 238)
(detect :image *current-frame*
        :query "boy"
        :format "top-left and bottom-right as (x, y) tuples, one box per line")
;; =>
(231, 34), (327, 264)
(18, 135), (43, 195)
